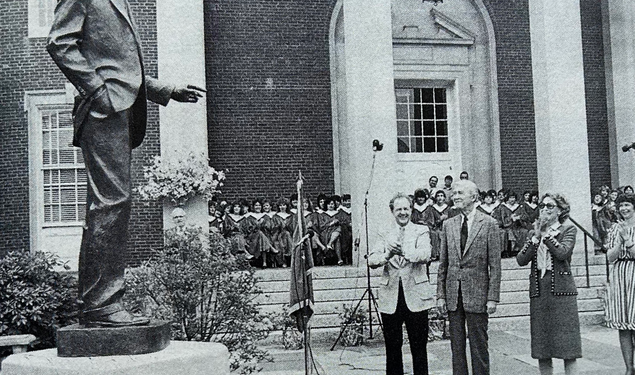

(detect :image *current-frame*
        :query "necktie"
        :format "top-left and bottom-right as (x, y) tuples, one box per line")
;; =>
(460, 215), (468, 255)
(397, 226), (406, 267)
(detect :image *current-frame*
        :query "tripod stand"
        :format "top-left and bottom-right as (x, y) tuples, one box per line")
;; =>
(330, 151), (383, 350)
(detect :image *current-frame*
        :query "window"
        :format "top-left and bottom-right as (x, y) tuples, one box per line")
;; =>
(28, 0), (56, 38)
(395, 88), (449, 153)
(41, 109), (86, 224)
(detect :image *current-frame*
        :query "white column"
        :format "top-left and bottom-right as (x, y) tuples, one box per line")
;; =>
(343, 0), (398, 263)
(156, 0), (209, 231)
(530, 0), (592, 230)
(605, 0), (635, 188)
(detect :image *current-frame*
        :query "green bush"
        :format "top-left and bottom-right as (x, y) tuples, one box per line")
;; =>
(0, 251), (78, 350)
(124, 227), (272, 374)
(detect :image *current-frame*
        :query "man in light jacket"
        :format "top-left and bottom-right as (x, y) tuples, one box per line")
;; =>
(369, 192), (435, 375)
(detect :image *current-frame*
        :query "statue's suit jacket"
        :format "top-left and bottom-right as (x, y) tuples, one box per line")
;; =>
(368, 222), (435, 314)
(47, 0), (173, 149)
(437, 210), (502, 314)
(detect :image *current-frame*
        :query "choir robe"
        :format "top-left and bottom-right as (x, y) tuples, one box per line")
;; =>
(292, 210), (324, 265)
(476, 203), (498, 216)
(499, 203), (527, 253)
(273, 211), (295, 262)
(208, 215), (223, 234)
(520, 202), (539, 230)
(422, 203), (450, 259)
(223, 213), (248, 256)
(411, 203), (430, 225)
(242, 212), (276, 262)
(319, 209), (342, 265)
(335, 206), (353, 264)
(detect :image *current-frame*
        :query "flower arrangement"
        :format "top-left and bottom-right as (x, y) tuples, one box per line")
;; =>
(136, 152), (225, 205)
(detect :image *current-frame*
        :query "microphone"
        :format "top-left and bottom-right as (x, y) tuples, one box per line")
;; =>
(623, 142), (635, 152)
(372, 139), (384, 151)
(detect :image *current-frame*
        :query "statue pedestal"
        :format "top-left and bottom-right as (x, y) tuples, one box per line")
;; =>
(2, 341), (230, 375)
(56, 321), (171, 357)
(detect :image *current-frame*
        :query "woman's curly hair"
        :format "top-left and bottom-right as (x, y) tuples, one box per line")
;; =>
(541, 192), (570, 223)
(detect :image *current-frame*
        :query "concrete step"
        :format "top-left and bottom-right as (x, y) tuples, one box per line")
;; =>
(257, 283), (604, 306)
(261, 296), (604, 321)
(255, 255), (608, 282)
(257, 270), (608, 294)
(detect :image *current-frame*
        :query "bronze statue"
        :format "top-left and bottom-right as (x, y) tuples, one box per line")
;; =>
(47, 0), (205, 327)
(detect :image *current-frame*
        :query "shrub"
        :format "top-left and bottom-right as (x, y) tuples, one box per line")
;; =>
(124, 227), (272, 374)
(0, 251), (78, 350)
(270, 305), (303, 350)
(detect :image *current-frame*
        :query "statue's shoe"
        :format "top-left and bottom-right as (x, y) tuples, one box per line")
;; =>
(81, 310), (150, 328)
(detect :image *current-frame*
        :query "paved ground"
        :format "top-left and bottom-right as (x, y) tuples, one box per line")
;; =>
(260, 324), (625, 374)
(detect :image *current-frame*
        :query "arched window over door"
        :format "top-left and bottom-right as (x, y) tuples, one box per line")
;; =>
(330, 0), (501, 194)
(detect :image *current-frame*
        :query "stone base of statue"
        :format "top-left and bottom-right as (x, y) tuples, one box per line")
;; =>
(2, 341), (230, 375)
(56, 320), (171, 357)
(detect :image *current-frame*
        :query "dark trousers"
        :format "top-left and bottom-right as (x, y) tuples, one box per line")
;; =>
(380, 282), (429, 375)
(447, 288), (490, 375)
(78, 109), (132, 316)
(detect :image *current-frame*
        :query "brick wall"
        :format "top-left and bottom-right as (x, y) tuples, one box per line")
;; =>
(204, 0), (337, 203)
(0, 0), (162, 263)
(579, 0), (611, 193)
(483, 0), (539, 194)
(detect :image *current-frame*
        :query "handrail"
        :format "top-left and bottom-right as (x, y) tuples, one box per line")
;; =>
(569, 217), (609, 285)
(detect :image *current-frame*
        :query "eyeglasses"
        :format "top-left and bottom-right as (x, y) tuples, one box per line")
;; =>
(538, 203), (557, 210)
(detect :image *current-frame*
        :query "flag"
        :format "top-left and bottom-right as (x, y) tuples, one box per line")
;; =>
(289, 172), (314, 332)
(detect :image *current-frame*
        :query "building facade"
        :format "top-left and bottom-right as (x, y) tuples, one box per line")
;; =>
(0, 0), (630, 267)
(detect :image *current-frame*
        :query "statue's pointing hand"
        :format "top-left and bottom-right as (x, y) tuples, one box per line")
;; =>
(171, 84), (206, 103)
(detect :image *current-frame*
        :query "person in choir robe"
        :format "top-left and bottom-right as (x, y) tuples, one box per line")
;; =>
(294, 197), (327, 266)
(320, 197), (344, 266)
(223, 202), (251, 259)
(262, 199), (283, 267)
(443, 175), (454, 204)
(208, 200), (222, 234)
(597, 185), (610, 205)
(520, 191), (540, 227)
(476, 190), (498, 216)
(289, 193), (299, 215)
(423, 190), (451, 260)
(428, 175), (439, 198)
(243, 199), (278, 268)
(336, 194), (353, 265)
(274, 198), (294, 267)
(315, 193), (328, 214)
(499, 192), (525, 257)
(412, 188), (431, 225)
(591, 192), (605, 254)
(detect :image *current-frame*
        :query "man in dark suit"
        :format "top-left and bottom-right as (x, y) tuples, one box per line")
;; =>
(368, 193), (435, 375)
(437, 180), (502, 375)
(47, 0), (205, 327)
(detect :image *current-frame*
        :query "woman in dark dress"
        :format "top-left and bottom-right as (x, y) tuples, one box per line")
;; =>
(517, 193), (581, 375)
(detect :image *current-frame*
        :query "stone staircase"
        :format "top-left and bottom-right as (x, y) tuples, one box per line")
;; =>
(255, 254), (608, 330)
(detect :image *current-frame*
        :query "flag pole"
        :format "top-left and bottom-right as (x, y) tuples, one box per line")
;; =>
(295, 170), (312, 375)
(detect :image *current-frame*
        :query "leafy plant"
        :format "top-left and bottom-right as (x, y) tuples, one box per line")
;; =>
(124, 228), (272, 374)
(0, 251), (78, 350)
(136, 152), (225, 205)
(270, 305), (303, 350)
(336, 304), (368, 347)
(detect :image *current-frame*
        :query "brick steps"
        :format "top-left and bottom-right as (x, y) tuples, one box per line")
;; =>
(256, 255), (609, 329)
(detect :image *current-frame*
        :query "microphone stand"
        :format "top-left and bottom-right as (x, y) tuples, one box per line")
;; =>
(330, 152), (383, 350)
